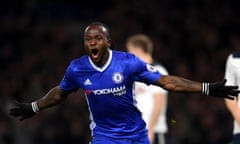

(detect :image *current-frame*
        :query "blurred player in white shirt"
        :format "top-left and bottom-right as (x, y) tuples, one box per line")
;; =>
(126, 34), (168, 144)
(224, 50), (240, 144)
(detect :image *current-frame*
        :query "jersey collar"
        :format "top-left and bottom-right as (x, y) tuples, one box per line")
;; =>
(88, 49), (112, 72)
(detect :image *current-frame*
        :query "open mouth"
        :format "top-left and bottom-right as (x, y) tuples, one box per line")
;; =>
(91, 49), (99, 59)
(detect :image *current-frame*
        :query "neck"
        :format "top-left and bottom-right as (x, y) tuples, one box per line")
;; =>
(96, 49), (109, 67)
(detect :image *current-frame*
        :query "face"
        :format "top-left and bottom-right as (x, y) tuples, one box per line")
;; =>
(84, 24), (111, 65)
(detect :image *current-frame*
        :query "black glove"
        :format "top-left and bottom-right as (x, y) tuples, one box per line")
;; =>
(202, 79), (239, 100)
(10, 101), (36, 121)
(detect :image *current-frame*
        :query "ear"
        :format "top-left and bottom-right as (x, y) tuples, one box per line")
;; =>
(106, 39), (112, 48)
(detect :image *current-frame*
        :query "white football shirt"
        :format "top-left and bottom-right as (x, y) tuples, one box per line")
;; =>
(225, 52), (240, 134)
(135, 63), (168, 133)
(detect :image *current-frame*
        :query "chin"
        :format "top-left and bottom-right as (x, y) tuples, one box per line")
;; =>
(91, 57), (100, 64)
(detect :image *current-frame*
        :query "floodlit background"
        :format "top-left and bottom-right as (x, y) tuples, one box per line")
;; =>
(1, 0), (240, 144)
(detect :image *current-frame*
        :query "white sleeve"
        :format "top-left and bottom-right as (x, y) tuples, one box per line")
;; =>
(224, 54), (236, 85)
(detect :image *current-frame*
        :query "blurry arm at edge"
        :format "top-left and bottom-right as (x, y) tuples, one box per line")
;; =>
(225, 98), (240, 125)
(149, 92), (166, 130)
(148, 92), (166, 143)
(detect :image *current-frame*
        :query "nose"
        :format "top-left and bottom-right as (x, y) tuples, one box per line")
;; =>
(90, 39), (96, 46)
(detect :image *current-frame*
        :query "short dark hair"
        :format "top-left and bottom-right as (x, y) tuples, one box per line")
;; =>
(85, 21), (111, 39)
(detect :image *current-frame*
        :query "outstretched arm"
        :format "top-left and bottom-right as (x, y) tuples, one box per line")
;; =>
(156, 75), (239, 99)
(10, 85), (74, 121)
(156, 75), (201, 93)
(37, 86), (72, 111)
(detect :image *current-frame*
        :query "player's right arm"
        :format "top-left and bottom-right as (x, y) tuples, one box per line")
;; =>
(37, 85), (72, 111)
(10, 61), (78, 121)
(10, 86), (74, 121)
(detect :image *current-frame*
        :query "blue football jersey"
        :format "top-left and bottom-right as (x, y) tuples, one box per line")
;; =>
(60, 49), (162, 139)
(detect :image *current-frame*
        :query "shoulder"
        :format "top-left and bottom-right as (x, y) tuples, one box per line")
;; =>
(70, 55), (86, 64)
(68, 55), (89, 70)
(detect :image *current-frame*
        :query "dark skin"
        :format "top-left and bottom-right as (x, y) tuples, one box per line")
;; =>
(84, 24), (111, 66)
(35, 23), (201, 111)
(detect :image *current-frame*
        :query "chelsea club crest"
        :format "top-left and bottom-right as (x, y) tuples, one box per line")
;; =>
(146, 64), (158, 73)
(112, 72), (124, 84)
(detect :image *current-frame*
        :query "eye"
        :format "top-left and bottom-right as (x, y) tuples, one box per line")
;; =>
(95, 36), (103, 41)
(85, 37), (91, 42)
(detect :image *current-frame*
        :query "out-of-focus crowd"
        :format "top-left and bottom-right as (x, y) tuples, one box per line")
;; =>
(1, 0), (240, 144)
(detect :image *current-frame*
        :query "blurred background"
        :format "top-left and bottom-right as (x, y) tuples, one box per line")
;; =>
(1, 0), (240, 143)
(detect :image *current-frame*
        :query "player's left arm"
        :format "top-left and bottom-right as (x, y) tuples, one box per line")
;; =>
(156, 75), (239, 99)
(129, 54), (239, 99)
(156, 75), (201, 93)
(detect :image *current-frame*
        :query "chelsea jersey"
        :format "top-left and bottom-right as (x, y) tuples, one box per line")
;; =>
(60, 49), (162, 139)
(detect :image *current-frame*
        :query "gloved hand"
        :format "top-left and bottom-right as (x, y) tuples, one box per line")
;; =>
(202, 79), (239, 100)
(10, 101), (37, 121)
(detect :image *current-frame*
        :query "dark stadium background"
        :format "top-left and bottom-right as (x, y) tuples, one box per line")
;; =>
(1, 0), (240, 144)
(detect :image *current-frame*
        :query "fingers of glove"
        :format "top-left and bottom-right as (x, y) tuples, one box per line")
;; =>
(234, 90), (240, 96)
(217, 86), (239, 95)
(226, 90), (240, 96)
(12, 101), (32, 112)
(10, 108), (22, 117)
(223, 86), (239, 90)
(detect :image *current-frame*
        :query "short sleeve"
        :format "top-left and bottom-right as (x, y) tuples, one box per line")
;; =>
(128, 54), (162, 84)
(149, 64), (169, 94)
